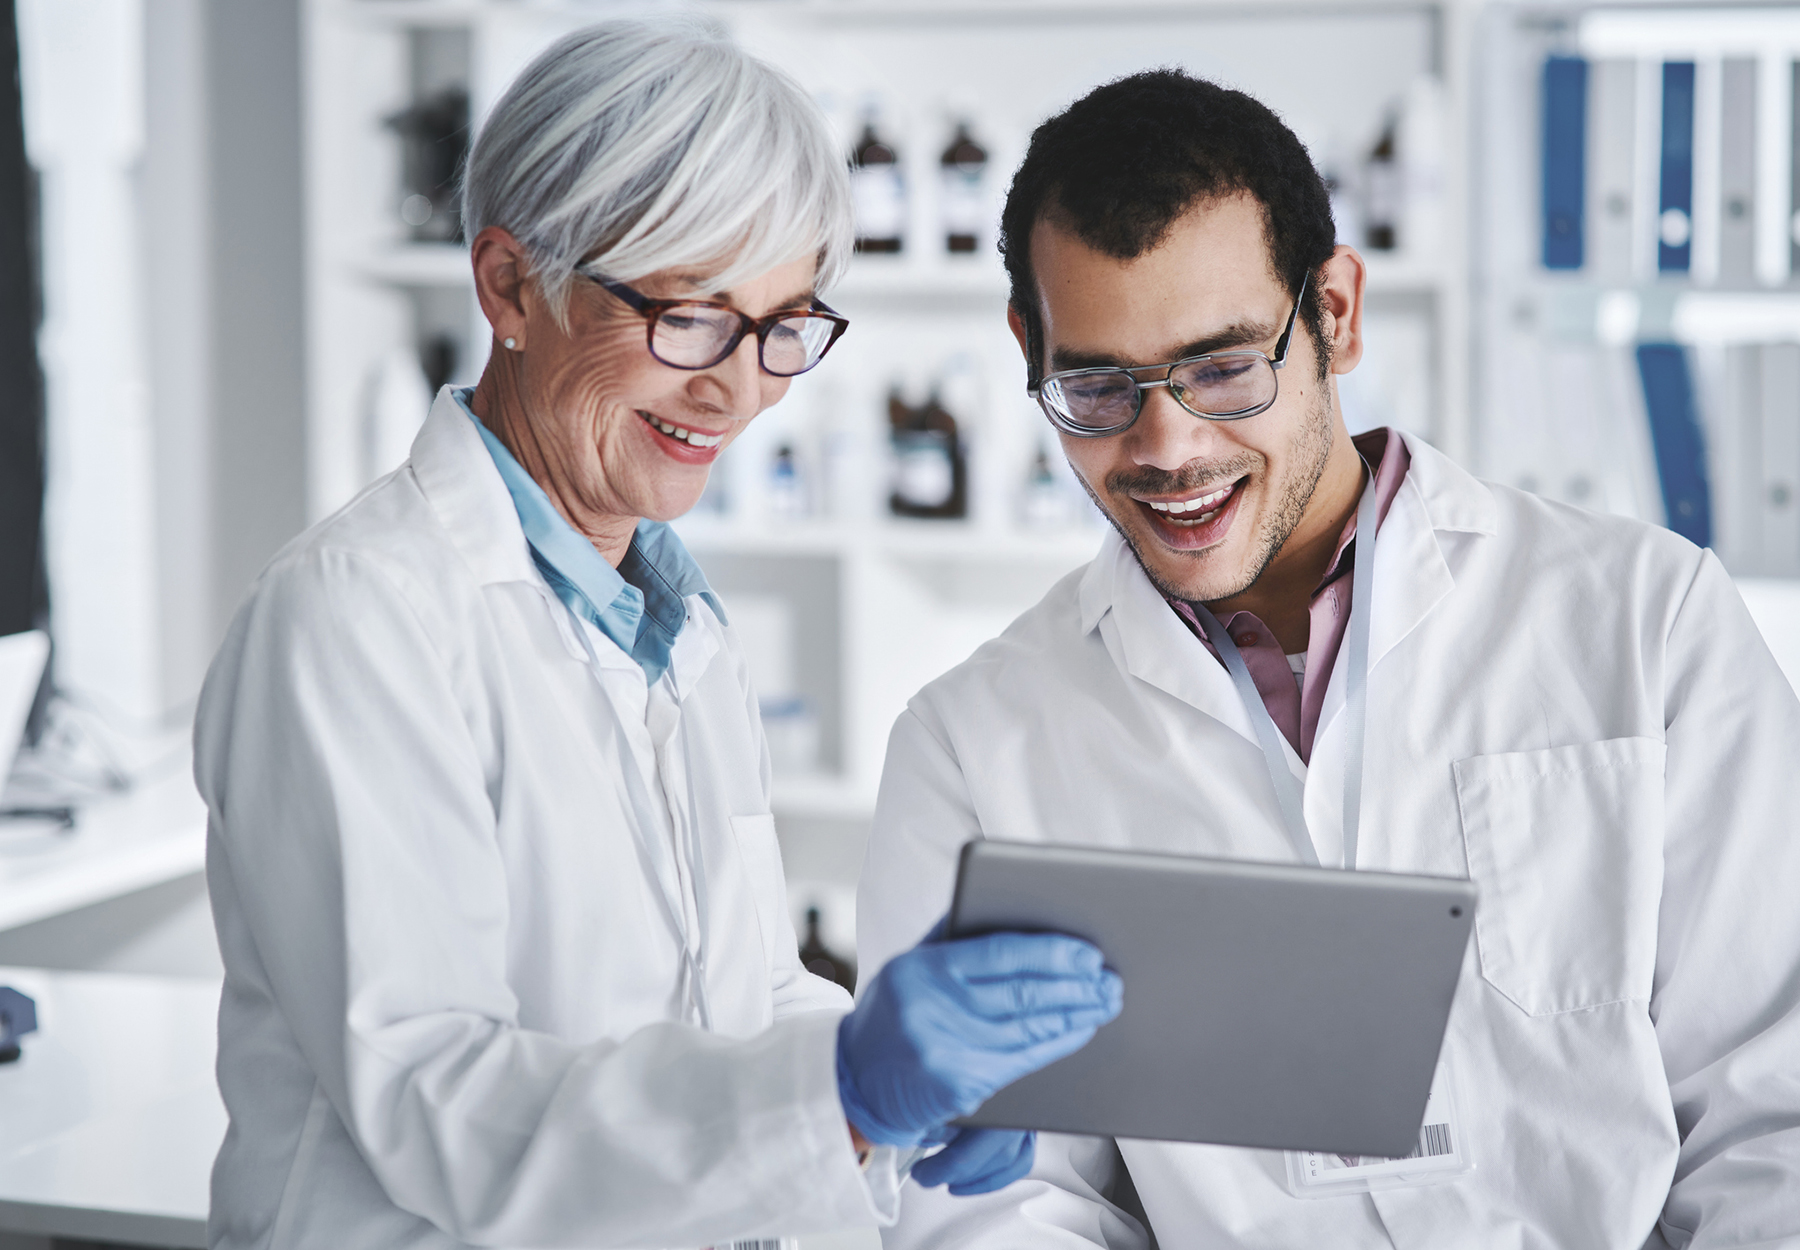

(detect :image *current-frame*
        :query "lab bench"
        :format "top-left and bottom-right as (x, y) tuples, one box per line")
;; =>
(0, 967), (219, 1248)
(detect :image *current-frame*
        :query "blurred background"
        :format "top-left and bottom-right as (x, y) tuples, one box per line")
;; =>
(3, 2), (1800, 1243)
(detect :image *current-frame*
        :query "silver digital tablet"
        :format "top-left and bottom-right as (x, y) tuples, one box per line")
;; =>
(947, 839), (1475, 1157)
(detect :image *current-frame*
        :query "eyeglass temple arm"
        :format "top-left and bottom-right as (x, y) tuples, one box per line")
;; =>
(1270, 272), (1310, 368)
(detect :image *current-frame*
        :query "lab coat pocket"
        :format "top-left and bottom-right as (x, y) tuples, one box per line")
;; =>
(1453, 737), (1665, 1017)
(728, 813), (791, 973)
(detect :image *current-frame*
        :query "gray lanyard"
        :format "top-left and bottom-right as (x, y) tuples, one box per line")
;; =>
(1187, 474), (1378, 871)
(565, 601), (714, 1030)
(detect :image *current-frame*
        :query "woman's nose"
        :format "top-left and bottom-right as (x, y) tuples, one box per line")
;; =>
(694, 330), (765, 414)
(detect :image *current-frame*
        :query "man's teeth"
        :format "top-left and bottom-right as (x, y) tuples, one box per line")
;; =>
(1146, 484), (1233, 515)
(640, 411), (723, 448)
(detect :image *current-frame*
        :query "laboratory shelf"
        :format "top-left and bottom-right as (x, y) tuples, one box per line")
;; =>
(1361, 252), (1454, 296)
(831, 252), (1451, 306)
(674, 516), (1104, 565)
(324, 0), (490, 25)
(358, 243), (472, 288)
(830, 257), (1010, 309)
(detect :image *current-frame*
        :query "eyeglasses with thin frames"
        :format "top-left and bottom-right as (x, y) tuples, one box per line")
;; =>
(1028, 275), (1309, 438)
(586, 274), (850, 378)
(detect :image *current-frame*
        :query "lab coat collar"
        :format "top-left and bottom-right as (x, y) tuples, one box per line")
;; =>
(1085, 531), (1263, 744)
(410, 387), (542, 589)
(1076, 429), (1493, 738)
(448, 387), (723, 686)
(1400, 430), (1498, 537)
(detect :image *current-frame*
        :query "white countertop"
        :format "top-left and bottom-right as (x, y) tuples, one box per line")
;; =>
(0, 763), (207, 933)
(0, 966), (220, 1246)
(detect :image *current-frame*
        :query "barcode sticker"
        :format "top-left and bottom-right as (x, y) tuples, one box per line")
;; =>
(1285, 1061), (1471, 1195)
(1410, 1122), (1453, 1159)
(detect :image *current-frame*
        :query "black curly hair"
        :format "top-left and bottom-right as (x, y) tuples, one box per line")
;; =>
(1000, 68), (1338, 384)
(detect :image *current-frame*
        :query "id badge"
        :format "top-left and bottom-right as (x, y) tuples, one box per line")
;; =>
(703, 1242), (798, 1250)
(1283, 1062), (1472, 1198)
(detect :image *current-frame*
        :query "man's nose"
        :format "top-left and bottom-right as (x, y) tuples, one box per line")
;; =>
(1125, 384), (1233, 470)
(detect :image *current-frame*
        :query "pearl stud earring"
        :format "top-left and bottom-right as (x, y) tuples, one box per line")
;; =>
(503, 337), (517, 350)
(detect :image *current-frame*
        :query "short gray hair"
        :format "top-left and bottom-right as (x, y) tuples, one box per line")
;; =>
(462, 17), (851, 321)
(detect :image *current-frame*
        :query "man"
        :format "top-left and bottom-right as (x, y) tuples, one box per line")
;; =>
(858, 69), (1800, 1248)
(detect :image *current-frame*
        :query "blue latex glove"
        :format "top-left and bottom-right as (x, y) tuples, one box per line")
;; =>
(837, 929), (1123, 1148)
(911, 1127), (1036, 1195)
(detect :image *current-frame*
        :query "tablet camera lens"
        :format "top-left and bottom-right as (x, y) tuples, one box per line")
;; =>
(1450, 906), (1463, 917)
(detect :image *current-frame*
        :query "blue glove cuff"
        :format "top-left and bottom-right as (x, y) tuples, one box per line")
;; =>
(835, 1014), (929, 1149)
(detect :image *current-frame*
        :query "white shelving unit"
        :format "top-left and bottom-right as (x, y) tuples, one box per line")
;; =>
(302, 0), (1476, 888)
(1471, 4), (1800, 575)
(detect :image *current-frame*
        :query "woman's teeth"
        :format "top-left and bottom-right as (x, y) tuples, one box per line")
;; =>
(1146, 483), (1234, 523)
(639, 410), (723, 448)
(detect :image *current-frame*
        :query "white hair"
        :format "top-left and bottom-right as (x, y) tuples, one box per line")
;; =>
(462, 17), (851, 321)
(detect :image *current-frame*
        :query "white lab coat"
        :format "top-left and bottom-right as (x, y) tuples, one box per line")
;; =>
(858, 432), (1800, 1249)
(197, 392), (895, 1250)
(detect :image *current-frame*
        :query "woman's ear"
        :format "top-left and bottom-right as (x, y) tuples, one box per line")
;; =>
(471, 226), (532, 352)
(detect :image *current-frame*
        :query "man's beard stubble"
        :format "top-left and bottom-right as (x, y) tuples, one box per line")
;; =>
(1076, 385), (1338, 606)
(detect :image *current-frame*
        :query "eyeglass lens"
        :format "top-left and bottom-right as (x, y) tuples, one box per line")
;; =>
(651, 304), (839, 376)
(1046, 353), (1278, 429)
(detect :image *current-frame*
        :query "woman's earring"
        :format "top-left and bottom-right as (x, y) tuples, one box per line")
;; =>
(503, 337), (517, 351)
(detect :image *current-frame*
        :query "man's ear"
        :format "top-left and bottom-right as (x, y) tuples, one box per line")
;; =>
(1317, 245), (1367, 375)
(471, 226), (533, 352)
(1006, 303), (1032, 364)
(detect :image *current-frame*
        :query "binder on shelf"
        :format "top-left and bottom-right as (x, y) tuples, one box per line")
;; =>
(1715, 343), (1762, 571)
(1542, 56), (1587, 270)
(1658, 62), (1696, 274)
(1791, 63), (1800, 280)
(1718, 59), (1758, 287)
(1761, 344), (1800, 575)
(1635, 343), (1712, 547)
(1588, 59), (1637, 285)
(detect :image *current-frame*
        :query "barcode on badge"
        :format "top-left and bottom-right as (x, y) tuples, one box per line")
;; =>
(1401, 1122), (1453, 1160)
(724, 1241), (792, 1250)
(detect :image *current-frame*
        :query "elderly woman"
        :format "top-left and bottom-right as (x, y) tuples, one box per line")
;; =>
(194, 20), (1118, 1250)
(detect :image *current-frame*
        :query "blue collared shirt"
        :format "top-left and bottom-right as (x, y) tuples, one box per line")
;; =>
(455, 389), (722, 685)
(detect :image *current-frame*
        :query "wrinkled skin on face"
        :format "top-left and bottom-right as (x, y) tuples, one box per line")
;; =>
(469, 226), (818, 566)
(1009, 193), (1370, 650)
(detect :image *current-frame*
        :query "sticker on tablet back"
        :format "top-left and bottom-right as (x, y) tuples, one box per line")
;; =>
(1284, 1061), (1472, 1197)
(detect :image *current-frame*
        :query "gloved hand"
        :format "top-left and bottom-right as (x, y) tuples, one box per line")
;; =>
(911, 1127), (1036, 1196)
(836, 928), (1123, 1148)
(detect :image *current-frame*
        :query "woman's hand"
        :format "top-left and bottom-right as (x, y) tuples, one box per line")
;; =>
(834, 929), (1122, 1151)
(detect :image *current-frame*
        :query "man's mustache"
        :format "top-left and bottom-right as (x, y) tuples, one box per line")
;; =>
(1106, 453), (1261, 499)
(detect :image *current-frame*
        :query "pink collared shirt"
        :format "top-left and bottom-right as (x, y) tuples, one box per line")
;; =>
(1169, 428), (1411, 763)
